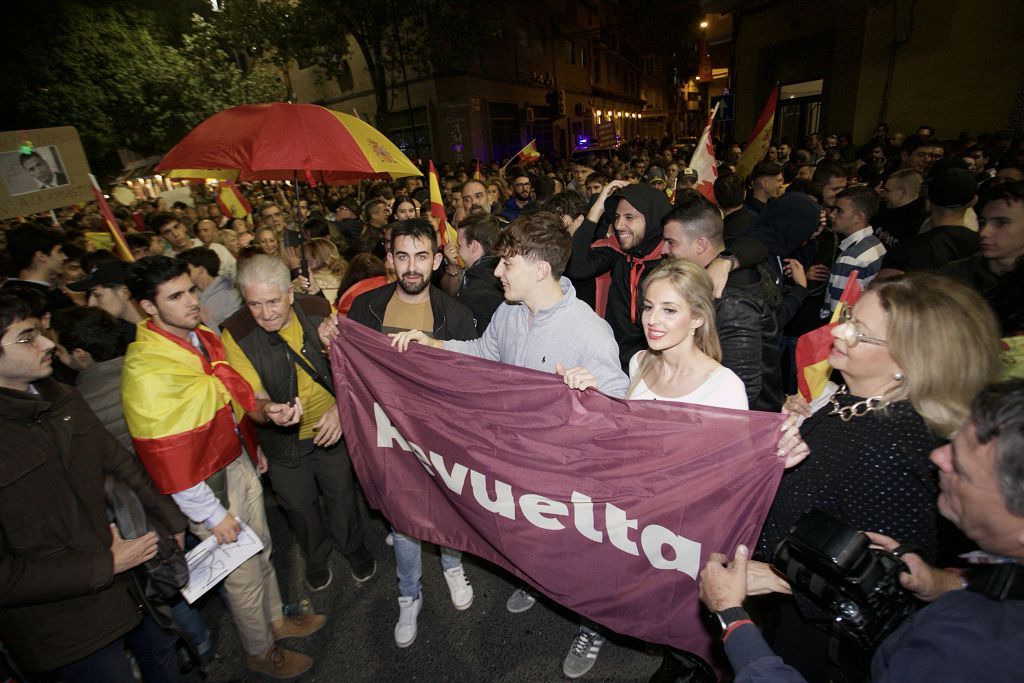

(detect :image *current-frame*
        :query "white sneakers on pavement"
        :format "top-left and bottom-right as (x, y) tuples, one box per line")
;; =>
(443, 565), (474, 610)
(394, 594), (423, 648)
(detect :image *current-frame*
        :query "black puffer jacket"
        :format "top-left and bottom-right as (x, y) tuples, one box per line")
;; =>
(458, 255), (505, 334)
(743, 192), (821, 328)
(717, 263), (784, 412)
(566, 184), (671, 369)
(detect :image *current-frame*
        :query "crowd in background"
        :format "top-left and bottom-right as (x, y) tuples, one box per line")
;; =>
(1, 118), (1023, 683)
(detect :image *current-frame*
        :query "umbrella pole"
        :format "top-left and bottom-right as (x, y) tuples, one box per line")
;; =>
(291, 170), (309, 281)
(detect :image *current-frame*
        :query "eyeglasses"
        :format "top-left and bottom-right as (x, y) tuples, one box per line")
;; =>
(0, 327), (46, 348)
(513, 182), (531, 188)
(836, 307), (887, 347)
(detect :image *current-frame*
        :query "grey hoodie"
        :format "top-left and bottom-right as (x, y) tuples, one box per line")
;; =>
(444, 278), (628, 398)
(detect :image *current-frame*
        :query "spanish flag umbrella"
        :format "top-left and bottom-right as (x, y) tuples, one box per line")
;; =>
(155, 102), (421, 184)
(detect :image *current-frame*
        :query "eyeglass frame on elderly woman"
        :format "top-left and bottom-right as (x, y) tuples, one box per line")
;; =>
(835, 306), (888, 347)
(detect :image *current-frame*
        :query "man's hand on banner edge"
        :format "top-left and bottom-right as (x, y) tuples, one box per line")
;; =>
(317, 314), (340, 349)
(264, 397), (303, 426)
(699, 544), (750, 612)
(558, 364), (598, 391)
(312, 406), (343, 447)
(776, 413), (810, 468)
(390, 329), (443, 352)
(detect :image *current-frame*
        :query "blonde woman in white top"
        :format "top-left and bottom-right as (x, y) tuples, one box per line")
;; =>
(561, 259), (747, 410)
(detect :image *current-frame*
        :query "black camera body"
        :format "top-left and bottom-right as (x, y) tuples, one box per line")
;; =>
(772, 508), (917, 650)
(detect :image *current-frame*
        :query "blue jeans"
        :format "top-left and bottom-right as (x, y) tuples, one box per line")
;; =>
(60, 613), (180, 683)
(392, 530), (461, 599)
(170, 597), (213, 661)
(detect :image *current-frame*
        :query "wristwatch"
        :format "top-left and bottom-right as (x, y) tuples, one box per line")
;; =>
(715, 606), (750, 634)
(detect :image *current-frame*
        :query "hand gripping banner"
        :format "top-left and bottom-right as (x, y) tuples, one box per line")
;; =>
(330, 316), (784, 664)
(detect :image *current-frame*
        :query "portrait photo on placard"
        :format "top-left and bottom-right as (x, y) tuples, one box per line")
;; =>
(0, 145), (71, 196)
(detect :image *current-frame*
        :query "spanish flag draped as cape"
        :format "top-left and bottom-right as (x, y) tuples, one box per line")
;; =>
(122, 320), (259, 494)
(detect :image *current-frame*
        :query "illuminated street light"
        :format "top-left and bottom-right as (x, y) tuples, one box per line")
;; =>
(700, 20), (708, 28)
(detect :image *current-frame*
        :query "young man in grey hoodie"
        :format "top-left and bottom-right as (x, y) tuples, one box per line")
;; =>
(391, 210), (628, 679)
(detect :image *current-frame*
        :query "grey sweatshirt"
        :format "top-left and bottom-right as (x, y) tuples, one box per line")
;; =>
(444, 278), (629, 398)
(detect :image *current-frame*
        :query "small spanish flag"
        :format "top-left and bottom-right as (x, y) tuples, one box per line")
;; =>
(428, 161), (459, 253)
(736, 85), (780, 179)
(216, 182), (253, 218)
(795, 271), (863, 401)
(516, 139), (541, 164)
(473, 160), (482, 180)
(88, 174), (134, 262)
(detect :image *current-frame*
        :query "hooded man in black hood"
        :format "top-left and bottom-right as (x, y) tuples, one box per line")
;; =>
(566, 180), (672, 369)
(743, 191), (822, 328)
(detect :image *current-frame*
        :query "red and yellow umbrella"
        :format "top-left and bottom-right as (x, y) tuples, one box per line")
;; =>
(155, 102), (421, 184)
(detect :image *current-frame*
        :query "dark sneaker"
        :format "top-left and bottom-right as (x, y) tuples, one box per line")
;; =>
(506, 587), (537, 613)
(562, 627), (605, 679)
(349, 547), (377, 583)
(305, 566), (333, 592)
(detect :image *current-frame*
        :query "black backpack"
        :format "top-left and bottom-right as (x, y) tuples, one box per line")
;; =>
(104, 475), (189, 602)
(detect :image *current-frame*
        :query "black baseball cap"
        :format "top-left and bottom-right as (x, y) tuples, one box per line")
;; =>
(67, 259), (130, 292)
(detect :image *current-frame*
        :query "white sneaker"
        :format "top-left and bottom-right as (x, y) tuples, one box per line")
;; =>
(394, 594), (422, 648)
(443, 565), (474, 611)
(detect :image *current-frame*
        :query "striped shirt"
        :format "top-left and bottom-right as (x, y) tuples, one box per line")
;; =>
(821, 227), (886, 318)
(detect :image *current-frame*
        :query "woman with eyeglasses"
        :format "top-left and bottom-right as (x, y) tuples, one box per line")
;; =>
(750, 272), (1001, 682)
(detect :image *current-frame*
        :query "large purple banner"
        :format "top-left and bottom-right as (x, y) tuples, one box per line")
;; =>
(330, 316), (784, 661)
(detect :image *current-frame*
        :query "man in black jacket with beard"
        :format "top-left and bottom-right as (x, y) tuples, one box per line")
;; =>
(349, 219), (477, 340)
(565, 181), (671, 370)
(660, 196), (784, 412)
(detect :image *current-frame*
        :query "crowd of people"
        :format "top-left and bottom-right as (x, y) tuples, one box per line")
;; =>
(1, 120), (1023, 683)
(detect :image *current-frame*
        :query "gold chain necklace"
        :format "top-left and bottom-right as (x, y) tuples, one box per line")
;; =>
(828, 385), (888, 421)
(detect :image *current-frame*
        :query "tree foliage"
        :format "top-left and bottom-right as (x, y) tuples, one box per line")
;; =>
(0, 1), (285, 176)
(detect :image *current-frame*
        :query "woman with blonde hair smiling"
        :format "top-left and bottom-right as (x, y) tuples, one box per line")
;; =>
(562, 259), (747, 409)
(560, 257), (746, 681)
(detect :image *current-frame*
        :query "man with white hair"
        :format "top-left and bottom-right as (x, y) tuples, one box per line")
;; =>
(221, 255), (375, 593)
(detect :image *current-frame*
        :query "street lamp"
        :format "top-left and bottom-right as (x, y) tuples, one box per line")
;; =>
(700, 20), (708, 28)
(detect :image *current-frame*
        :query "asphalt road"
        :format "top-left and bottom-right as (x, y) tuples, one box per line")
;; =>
(190, 496), (664, 682)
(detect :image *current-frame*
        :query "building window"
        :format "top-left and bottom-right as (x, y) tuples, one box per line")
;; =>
(777, 80), (824, 144)
(488, 102), (520, 162)
(390, 107), (431, 160)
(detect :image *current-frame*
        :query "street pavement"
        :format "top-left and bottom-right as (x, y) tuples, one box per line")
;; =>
(190, 495), (665, 682)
